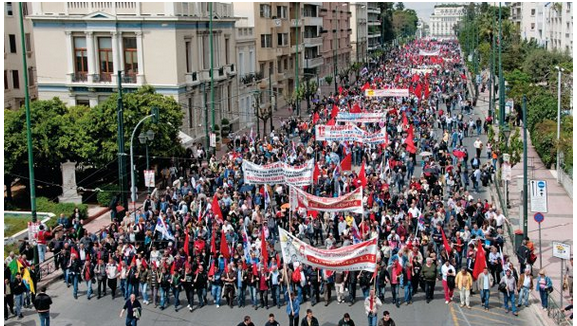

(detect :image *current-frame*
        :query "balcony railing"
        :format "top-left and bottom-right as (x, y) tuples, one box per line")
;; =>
(71, 72), (87, 82)
(94, 73), (112, 83)
(121, 73), (137, 84)
(240, 72), (264, 85)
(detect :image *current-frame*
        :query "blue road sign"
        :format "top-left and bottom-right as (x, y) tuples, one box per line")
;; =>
(534, 212), (545, 224)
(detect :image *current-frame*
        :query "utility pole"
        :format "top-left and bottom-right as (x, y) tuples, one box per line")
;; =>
(334, 4), (339, 95)
(116, 72), (128, 209)
(203, 83), (209, 150)
(498, 2), (505, 127)
(209, 2), (215, 156)
(19, 3), (37, 223)
(555, 66), (563, 182)
(489, 14), (495, 120)
(270, 69), (274, 132)
(295, 4), (300, 117)
(522, 95), (528, 236)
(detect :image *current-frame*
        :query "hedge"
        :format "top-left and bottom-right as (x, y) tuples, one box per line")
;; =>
(96, 184), (120, 207)
(36, 197), (88, 221)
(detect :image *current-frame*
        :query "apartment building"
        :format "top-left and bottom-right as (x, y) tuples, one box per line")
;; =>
(510, 2), (573, 55)
(429, 4), (466, 38)
(350, 2), (368, 63)
(29, 2), (240, 142)
(319, 2), (352, 83)
(4, 2), (37, 110)
(235, 18), (257, 130)
(234, 2), (322, 110)
(367, 2), (380, 51)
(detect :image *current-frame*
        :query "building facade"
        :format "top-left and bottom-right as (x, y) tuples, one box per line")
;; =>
(29, 2), (240, 143)
(350, 2), (367, 63)
(366, 2), (380, 52)
(4, 2), (38, 110)
(429, 4), (466, 38)
(235, 18), (257, 131)
(319, 2), (352, 83)
(234, 2), (321, 110)
(510, 2), (573, 55)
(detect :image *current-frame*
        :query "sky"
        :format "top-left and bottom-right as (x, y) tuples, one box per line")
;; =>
(403, 2), (439, 24)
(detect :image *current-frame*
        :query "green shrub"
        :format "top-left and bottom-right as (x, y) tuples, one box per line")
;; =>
(36, 197), (88, 220)
(531, 119), (557, 169)
(96, 184), (120, 207)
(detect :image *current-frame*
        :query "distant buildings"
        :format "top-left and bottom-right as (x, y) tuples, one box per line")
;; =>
(366, 2), (381, 51)
(319, 2), (352, 82)
(429, 4), (466, 38)
(350, 2), (367, 63)
(510, 2), (573, 55)
(4, 2), (37, 110)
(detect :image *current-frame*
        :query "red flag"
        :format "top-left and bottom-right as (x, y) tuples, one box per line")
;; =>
(313, 163), (320, 183)
(361, 82), (370, 92)
(331, 105), (339, 119)
(359, 162), (367, 187)
(424, 80), (430, 99)
(242, 259), (247, 270)
(141, 259), (148, 270)
(131, 255), (136, 266)
(341, 152), (352, 171)
(183, 232), (190, 257)
(261, 228), (269, 272)
(326, 118), (336, 126)
(404, 126), (417, 154)
(338, 86), (343, 95)
(412, 73), (419, 83)
(415, 83), (422, 99)
(472, 240), (488, 280)
(170, 261), (176, 275)
(224, 259), (228, 272)
(208, 260), (215, 277)
(212, 194), (223, 224)
(402, 112), (408, 126)
(220, 230), (230, 259)
(312, 112), (320, 124)
(71, 247), (78, 258)
(441, 228), (452, 254)
(210, 229), (216, 256)
(307, 210), (318, 219)
(276, 253), (281, 269)
(350, 103), (361, 113)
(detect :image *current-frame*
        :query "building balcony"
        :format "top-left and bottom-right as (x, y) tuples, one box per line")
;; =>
(367, 7), (380, 14)
(70, 72), (88, 82)
(93, 73), (113, 83)
(304, 36), (323, 47)
(290, 18), (305, 27)
(185, 71), (200, 86)
(305, 56), (323, 68)
(291, 44), (305, 53)
(225, 64), (236, 76)
(303, 16), (323, 26)
(121, 73), (137, 84)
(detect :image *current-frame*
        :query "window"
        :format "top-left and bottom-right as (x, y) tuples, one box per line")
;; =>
(12, 70), (19, 89)
(28, 67), (33, 86)
(277, 33), (288, 46)
(188, 97), (193, 128)
(260, 4), (271, 18)
(531, 23), (535, 30)
(531, 9), (536, 16)
(74, 37), (88, 81)
(76, 99), (90, 107)
(185, 40), (191, 73)
(260, 34), (272, 48)
(4, 70), (8, 89)
(6, 2), (12, 16)
(123, 37), (138, 76)
(202, 35), (209, 69)
(276, 5), (287, 19)
(238, 52), (244, 76)
(8, 34), (16, 53)
(22, 2), (28, 16)
(25, 33), (31, 52)
(225, 38), (229, 64)
(98, 37), (113, 81)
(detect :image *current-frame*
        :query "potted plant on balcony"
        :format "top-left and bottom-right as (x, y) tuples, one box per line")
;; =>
(221, 118), (231, 145)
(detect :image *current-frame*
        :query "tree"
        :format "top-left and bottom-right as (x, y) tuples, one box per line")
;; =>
(522, 48), (571, 84)
(526, 88), (557, 133)
(394, 2), (405, 11)
(378, 3), (396, 44)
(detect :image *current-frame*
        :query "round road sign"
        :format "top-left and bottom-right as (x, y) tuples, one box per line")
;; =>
(534, 212), (545, 224)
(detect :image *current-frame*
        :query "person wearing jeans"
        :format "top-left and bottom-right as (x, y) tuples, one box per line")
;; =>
(209, 271), (223, 308)
(364, 289), (382, 326)
(138, 265), (149, 304)
(81, 260), (94, 300)
(476, 268), (493, 310)
(403, 264), (413, 304)
(12, 273), (27, 319)
(536, 270), (553, 310)
(500, 269), (518, 315)
(33, 286), (52, 326)
(517, 269), (533, 308)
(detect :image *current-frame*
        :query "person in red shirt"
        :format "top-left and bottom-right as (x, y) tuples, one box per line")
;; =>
(36, 225), (52, 263)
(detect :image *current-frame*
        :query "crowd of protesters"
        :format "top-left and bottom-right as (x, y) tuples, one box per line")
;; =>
(4, 38), (560, 326)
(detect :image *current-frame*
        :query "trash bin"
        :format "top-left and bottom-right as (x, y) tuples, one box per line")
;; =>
(514, 229), (524, 253)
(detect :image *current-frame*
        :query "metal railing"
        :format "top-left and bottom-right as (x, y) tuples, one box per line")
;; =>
(547, 294), (573, 326)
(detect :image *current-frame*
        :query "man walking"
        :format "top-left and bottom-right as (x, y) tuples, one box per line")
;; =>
(300, 309), (319, 326)
(120, 293), (142, 326)
(377, 311), (396, 326)
(517, 268), (533, 308)
(476, 267), (494, 310)
(500, 269), (518, 316)
(455, 267), (472, 309)
(365, 289), (382, 326)
(12, 273), (27, 319)
(420, 258), (437, 303)
(287, 292), (300, 326)
(338, 312), (355, 326)
(33, 286), (52, 326)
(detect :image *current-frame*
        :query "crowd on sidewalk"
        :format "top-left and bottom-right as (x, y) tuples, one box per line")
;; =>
(4, 38), (569, 326)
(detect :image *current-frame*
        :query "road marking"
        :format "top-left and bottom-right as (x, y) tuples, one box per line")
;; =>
(449, 303), (461, 326)
(456, 304), (473, 326)
(469, 306), (526, 320)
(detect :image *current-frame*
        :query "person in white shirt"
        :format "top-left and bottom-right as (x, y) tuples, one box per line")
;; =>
(364, 289), (382, 326)
(105, 257), (119, 299)
(494, 210), (510, 230)
(441, 260), (456, 304)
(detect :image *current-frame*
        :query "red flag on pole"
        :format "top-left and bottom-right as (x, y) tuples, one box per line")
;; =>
(276, 253), (281, 269)
(220, 230), (230, 259)
(472, 240), (488, 280)
(350, 103), (361, 113)
(359, 162), (367, 187)
(326, 118), (336, 126)
(338, 86), (343, 95)
(183, 232), (190, 257)
(261, 228), (269, 272)
(415, 83), (422, 99)
(331, 105), (339, 119)
(312, 112), (320, 124)
(208, 260), (215, 277)
(313, 163), (320, 183)
(404, 126), (417, 154)
(212, 195), (223, 224)
(361, 82), (370, 92)
(210, 230), (216, 256)
(131, 255), (136, 266)
(341, 152), (352, 171)
(170, 261), (176, 275)
(71, 247), (79, 258)
(441, 228), (452, 254)
(402, 112), (408, 126)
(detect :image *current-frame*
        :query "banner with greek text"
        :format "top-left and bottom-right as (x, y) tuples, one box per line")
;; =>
(419, 49), (440, 56)
(279, 227), (377, 272)
(242, 159), (314, 186)
(315, 125), (388, 144)
(365, 89), (409, 97)
(290, 186), (363, 213)
(336, 112), (387, 123)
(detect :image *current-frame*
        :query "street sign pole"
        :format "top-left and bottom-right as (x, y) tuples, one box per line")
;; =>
(560, 259), (564, 310)
(534, 212), (545, 270)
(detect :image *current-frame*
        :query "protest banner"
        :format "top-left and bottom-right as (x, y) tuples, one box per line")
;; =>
(315, 125), (388, 144)
(365, 89), (409, 97)
(279, 227), (377, 272)
(242, 159), (314, 186)
(290, 186), (363, 213)
(419, 49), (440, 56)
(336, 112), (387, 124)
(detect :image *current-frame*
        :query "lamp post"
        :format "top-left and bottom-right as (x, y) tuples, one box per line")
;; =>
(130, 108), (158, 212)
(498, 2), (505, 127)
(554, 66), (564, 182)
(138, 130), (155, 194)
(522, 95), (528, 237)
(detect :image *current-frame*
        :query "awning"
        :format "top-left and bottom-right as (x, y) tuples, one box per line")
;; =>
(178, 131), (195, 147)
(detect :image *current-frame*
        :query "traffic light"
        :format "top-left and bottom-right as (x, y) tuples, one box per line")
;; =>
(152, 106), (159, 123)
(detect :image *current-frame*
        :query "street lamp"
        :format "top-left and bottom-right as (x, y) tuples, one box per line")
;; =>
(130, 108), (158, 212)
(138, 129), (155, 194)
(554, 66), (564, 182)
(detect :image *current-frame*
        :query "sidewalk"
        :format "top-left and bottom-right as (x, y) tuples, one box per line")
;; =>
(474, 85), (573, 326)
